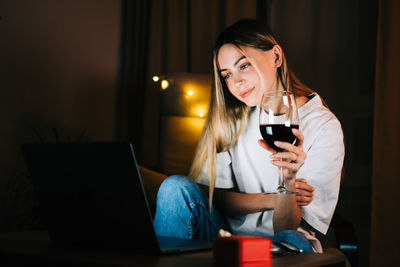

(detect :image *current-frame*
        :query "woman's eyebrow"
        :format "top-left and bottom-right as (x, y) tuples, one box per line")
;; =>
(219, 56), (246, 73)
(234, 56), (246, 66)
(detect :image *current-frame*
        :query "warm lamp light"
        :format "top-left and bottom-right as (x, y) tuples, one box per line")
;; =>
(153, 74), (172, 90)
(161, 80), (169, 90)
(192, 105), (207, 118)
(160, 73), (211, 117)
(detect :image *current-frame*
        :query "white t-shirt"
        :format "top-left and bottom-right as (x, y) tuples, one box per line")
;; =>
(196, 94), (344, 236)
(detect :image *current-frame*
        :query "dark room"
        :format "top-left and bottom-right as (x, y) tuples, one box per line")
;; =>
(0, 0), (399, 266)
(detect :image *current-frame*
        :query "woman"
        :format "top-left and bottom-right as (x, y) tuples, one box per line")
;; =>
(153, 19), (344, 248)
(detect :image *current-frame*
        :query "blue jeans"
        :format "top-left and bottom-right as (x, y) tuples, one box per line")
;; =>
(153, 175), (229, 241)
(153, 176), (313, 253)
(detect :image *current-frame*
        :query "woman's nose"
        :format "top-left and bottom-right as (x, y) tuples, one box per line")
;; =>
(234, 76), (244, 88)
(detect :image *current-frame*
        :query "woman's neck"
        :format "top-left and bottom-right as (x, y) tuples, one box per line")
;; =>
(295, 95), (310, 108)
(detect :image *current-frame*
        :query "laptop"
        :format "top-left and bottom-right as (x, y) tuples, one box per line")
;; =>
(21, 142), (212, 254)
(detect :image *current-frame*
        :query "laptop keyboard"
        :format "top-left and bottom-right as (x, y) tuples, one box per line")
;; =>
(157, 235), (212, 252)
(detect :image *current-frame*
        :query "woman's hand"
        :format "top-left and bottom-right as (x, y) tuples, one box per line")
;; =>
(295, 179), (314, 206)
(258, 128), (307, 180)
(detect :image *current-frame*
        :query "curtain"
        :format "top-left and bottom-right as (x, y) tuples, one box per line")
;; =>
(370, 0), (400, 266)
(116, 0), (152, 154)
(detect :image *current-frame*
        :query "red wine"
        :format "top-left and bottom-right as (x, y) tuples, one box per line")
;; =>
(259, 124), (299, 151)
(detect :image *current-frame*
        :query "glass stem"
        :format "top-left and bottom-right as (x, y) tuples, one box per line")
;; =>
(277, 158), (285, 193)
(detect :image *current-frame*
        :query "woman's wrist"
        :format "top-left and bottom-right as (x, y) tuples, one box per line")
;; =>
(285, 176), (297, 192)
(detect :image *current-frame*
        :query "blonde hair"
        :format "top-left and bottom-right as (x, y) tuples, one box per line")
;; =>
(189, 19), (314, 208)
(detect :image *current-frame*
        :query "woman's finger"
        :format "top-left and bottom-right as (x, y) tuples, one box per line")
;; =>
(297, 201), (311, 206)
(273, 141), (294, 152)
(296, 179), (314, 193)
(296, 194), (313, 205)
(296, 192), (314, 200)
(292, 128), (304, 147)
(258, 139), (276, 153)
(271, 151), (297, 161)
(273, 142), (306, 163)
(296, 189), (314, 198)
(296, 179), (314, 205)
(271, 159), (304, 172)
(272, 128), (304, 151)
(271, 152), (306, 171)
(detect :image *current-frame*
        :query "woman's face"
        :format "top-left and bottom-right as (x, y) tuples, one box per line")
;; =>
(217, 44), (280, 107)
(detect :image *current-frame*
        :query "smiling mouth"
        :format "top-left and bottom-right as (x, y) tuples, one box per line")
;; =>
(239, 87), (255, 98)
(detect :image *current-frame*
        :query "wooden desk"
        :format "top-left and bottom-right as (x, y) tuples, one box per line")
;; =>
(0, 231), (347, 267)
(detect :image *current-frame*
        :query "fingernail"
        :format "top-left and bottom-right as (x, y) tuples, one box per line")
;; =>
(274, 141), (281, 146)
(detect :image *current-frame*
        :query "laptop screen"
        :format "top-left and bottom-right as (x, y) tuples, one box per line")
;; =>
(22, 142), (160, 251)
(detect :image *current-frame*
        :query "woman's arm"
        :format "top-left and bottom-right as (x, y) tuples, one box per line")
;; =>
(199, 182), (302, 232)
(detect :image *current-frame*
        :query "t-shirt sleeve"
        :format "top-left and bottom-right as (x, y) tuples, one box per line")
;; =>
(297, 119), (345, 235)
(196, 151), (236, 189)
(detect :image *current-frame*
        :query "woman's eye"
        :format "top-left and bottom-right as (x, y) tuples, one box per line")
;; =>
(223, 74), (231, 79)
(240, 64), (249, 70)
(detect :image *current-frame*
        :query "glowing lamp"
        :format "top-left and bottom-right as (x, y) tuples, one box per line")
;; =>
(161, 80), (169, 90)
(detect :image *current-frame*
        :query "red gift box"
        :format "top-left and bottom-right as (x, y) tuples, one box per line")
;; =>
(213, 235), (271, 267)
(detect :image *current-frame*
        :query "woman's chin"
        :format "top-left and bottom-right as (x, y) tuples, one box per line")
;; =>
(242, 98), (259, 107)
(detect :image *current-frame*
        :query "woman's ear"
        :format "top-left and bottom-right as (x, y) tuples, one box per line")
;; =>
(272, 45), (283, 68)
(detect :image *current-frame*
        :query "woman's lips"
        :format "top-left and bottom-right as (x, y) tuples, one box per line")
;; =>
(239, 87), (255, 98)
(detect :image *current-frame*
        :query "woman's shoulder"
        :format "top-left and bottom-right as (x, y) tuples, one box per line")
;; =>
(299, 94), (343, 150)
(300, 93), (334, 116)
(300, 93), (342, 131)
(295, 94), (310, 108)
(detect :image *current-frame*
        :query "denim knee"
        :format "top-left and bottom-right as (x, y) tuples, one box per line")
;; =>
(156, 175), (206, 206)
(154, 175), (228, 240)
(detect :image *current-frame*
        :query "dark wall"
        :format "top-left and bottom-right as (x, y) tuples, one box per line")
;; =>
(0, 0), (120, 231)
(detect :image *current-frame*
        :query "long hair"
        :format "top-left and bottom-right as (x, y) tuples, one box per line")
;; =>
(189, 19), (314, 207)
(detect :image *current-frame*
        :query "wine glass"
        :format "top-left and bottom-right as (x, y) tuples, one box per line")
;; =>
(259, 90), (299, 194)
